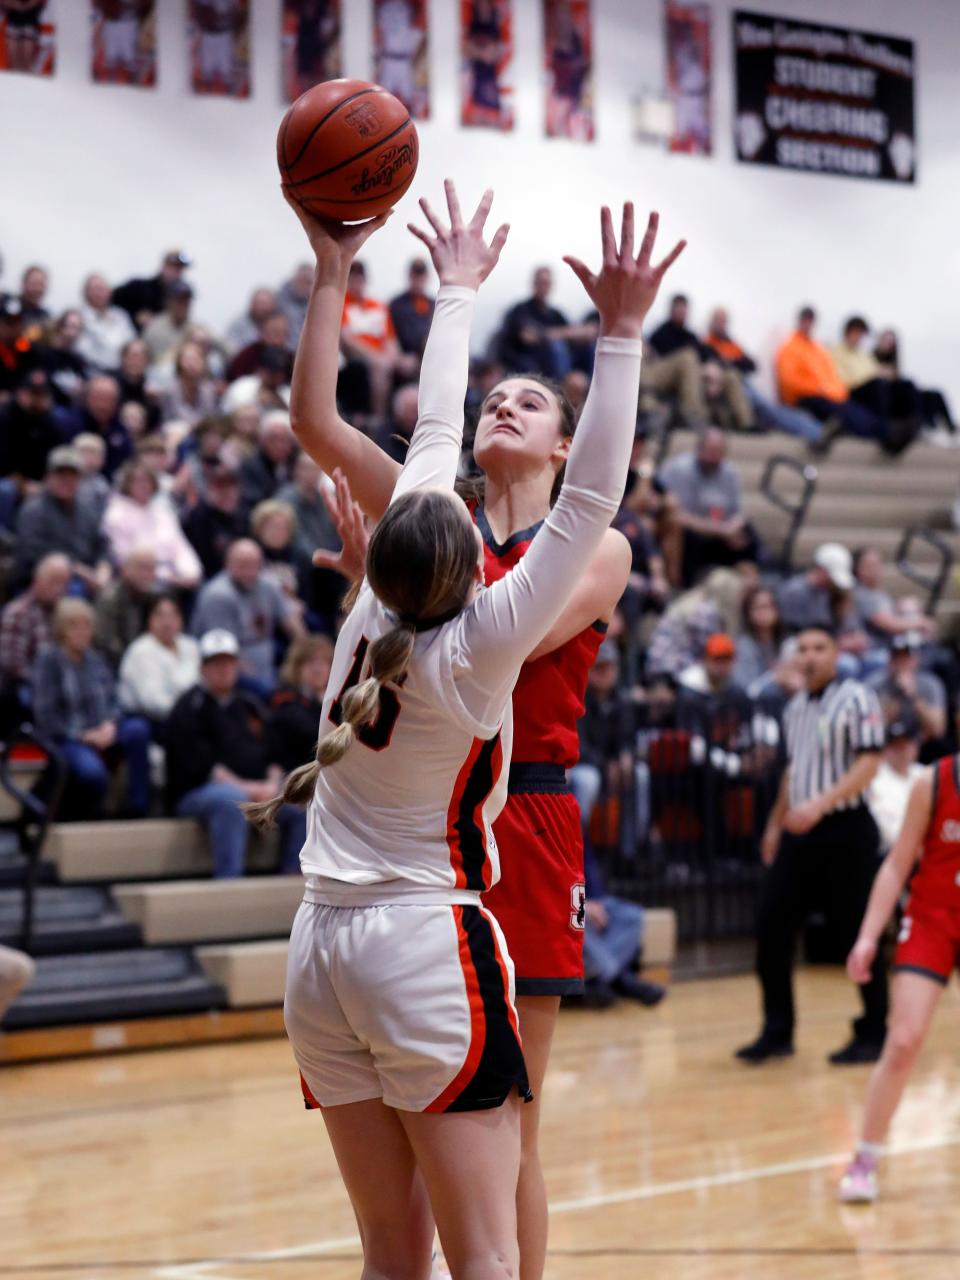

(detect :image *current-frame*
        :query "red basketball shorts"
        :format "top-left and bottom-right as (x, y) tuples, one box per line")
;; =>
(894, 896), (960, 986)
(484, 786), (585, 996)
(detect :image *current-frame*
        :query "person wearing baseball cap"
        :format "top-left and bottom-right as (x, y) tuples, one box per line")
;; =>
(163, 628), (306, 878)
(866, 630), (948, 746)
(777, 541), (858, 637)
(0, 367), (62, 485)
(111, 249), (192, 331)
(13, 446), (110, 593)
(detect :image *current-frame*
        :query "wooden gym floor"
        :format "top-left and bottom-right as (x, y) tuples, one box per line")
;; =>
(4, 969), (960, 1280)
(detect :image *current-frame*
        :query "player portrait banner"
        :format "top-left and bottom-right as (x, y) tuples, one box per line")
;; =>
(373, 0), (429, 121)
(0, 0), (56, 77)
(91, 1), (155, 88)
(542, 0), (594, 141)
(188, 0), (251, 99)
(282, 0), (341, 103)
(733, 10), (916, 184)
(665, 1), (711, 155)
(460, 0), (513, 131)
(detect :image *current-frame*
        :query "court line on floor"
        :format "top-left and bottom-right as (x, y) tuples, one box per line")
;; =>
(152, 1130), (960, 1280)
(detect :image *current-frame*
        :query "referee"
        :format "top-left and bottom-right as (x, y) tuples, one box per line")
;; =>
(736, 623), (888, 1065)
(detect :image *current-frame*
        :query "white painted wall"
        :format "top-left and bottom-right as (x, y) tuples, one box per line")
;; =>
(2, 0), (957, 403)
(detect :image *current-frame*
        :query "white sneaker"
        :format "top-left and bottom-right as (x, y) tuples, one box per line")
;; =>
(838, 1152), (878, 1203)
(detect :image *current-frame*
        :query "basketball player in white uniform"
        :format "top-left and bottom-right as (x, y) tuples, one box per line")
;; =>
(194, 0), (237, 89)
(255, 180), (683, 1278)
(375, 0), (423, 106)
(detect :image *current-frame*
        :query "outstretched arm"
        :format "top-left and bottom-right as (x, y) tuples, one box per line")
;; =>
(459, 205), (685, 713)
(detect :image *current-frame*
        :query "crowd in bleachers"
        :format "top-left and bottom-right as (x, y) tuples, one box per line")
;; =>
(0, 247), (957, 876)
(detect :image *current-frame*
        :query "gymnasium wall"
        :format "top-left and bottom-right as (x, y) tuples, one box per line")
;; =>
(2, 0), (958, 403)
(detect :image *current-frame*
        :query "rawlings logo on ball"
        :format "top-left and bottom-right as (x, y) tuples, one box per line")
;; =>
(351, 143), (416, 195)
(344, 102), (382, 138)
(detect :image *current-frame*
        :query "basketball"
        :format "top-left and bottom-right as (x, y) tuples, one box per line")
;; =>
(277, 78), (419, 222)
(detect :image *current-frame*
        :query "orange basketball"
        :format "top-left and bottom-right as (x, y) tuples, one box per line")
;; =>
(277, 78), (419, 222)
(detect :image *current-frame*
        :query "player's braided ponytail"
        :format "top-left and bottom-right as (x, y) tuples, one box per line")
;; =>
(244, 488), (478, 832)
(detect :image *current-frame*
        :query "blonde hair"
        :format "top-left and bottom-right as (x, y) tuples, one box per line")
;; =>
(244, 488), (478, 831)
(251, 498), (296, 542)
(278, 632), (335, 687)
(53, 598), (95, 644)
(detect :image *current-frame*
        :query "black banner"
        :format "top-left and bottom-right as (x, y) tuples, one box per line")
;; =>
(733, 10), (916, 183)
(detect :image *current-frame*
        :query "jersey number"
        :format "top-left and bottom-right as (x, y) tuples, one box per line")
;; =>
(329, 637), (402, 751)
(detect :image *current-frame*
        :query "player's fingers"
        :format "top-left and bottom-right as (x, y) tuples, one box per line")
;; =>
(600, 205), (617, 265)
(469, 187), (494, 232)
(311, 549), (342, 570)
(320, 485), (340, 522)
(619, 202), (635, 263)
(488, 222), (511, 260)
(654, 238), (687, 278)
(418, 196), (446, 239)
(358, 210), (393, 240)
(407, 223), (436, 251)
(444, 178), (465, 229)
(563, 255), (597, 292)
(636, 210), (659, 265)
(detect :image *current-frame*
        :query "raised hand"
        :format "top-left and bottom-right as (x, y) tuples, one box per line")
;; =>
(564, 204), (686, 340)
(282, 187), (393, 283)
(312, 467), (370, 583)
(407, 178), (509, 290)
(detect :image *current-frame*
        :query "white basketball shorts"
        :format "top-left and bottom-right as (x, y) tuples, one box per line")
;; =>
(285, 899), (531, 1113)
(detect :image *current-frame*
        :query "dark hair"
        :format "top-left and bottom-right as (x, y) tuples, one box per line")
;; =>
(844, 315), (869, 336)
(245, 489), (478, 830)
(741, 585), (782, 644)
(852, 545), (879, 577)
(798, 305), (816, 323)
(671, 293), (688, 307)
(796, 621), (838, 642)
(459, 371), (578, 509)
(147, 591), (182, 623)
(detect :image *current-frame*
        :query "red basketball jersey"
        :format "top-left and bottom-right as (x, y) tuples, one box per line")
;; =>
(911, 755), (960, 909)
(472, 506), (605, 767)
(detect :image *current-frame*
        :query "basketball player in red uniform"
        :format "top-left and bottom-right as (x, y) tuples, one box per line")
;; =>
(282, 186), (677, 1278)
(840, 754), (960, 1202)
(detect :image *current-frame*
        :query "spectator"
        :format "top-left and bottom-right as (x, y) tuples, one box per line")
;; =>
(19, 264), (50, 334)
(647, 293), (704, 360)
(276, 262), (315, 348)
(775, 306), (893, 449)
(339, 260), (413, 426)
(0, 295), (32, 396)
(778, 542), (855, 635)
(112, 249), (191, 331)
(734, 586), (783, 691)
(72, 433), (111, 521)
(113, 337), (161, 432)
(32, 598), (151, 820)
(0, 368), (65, 490)
(581, 847), (665, 1008)
(30, 309), (89, 407)
(613, 451), (672, 623)
(832, 316), (921, 446)
(102, 462), (202, 589)
(220, 345), (291, 414)
(142, 281), (195, 366)
(854, 545), (936, 653)
(649, 295), (753, 433)
(277, 452), (337, 567)
(157, 339), (219, 428)
(62, 374), (132, 479)
(76, 272), (137, 373)
(0, 552), (71, 700)
(389, 258), (435, 364)
(702, 306), (823, 448)
(647, 567), (747, 679)
(93, 547), (158, 668)
(118, 593), (201, 726)
(14, 447), (110, 593)
(250, 499), (304, 615)
(165, 629), (306, 877)
(867, 713), (924, 852)
(867, 632), (947, 746)
(373, 382), (420, 464)
(226, 311), (292, 383)
(182, 465), (248, 578)
(190, 538), (304, 691)
(874, 328), (955, 437)
(497, 266), (588, 379)
(266, 633), (334, 774)
(238, 410), (297, 514)
(224, 287), (279, 355)
(658, 427), (759, 585)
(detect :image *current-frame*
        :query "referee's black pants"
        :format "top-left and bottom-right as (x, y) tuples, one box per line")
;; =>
(755, 807), (887, 1046)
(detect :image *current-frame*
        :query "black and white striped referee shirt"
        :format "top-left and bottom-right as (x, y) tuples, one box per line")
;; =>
(784, 678), (885, 811)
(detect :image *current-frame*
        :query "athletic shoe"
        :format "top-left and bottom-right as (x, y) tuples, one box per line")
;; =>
(614, 974), (666, 1006)
(828, 1038), (883, 1065)
(838, 1152), (878, 1203)
(733, 1034), (795, 1063)
(580, 978), (617, 1009)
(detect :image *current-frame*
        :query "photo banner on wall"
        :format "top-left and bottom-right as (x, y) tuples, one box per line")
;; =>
(0, 0), (56, 77)
(733, 10), (916, 183)
(282, 0), (341, 103)
(189, 0), (251, 99)
(543, 0), (593, 140)
(373, 0), (429, 121)
(91, 1), (156, 88)
(460, 0), (514, 131)
(665, 1), (712, 155)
